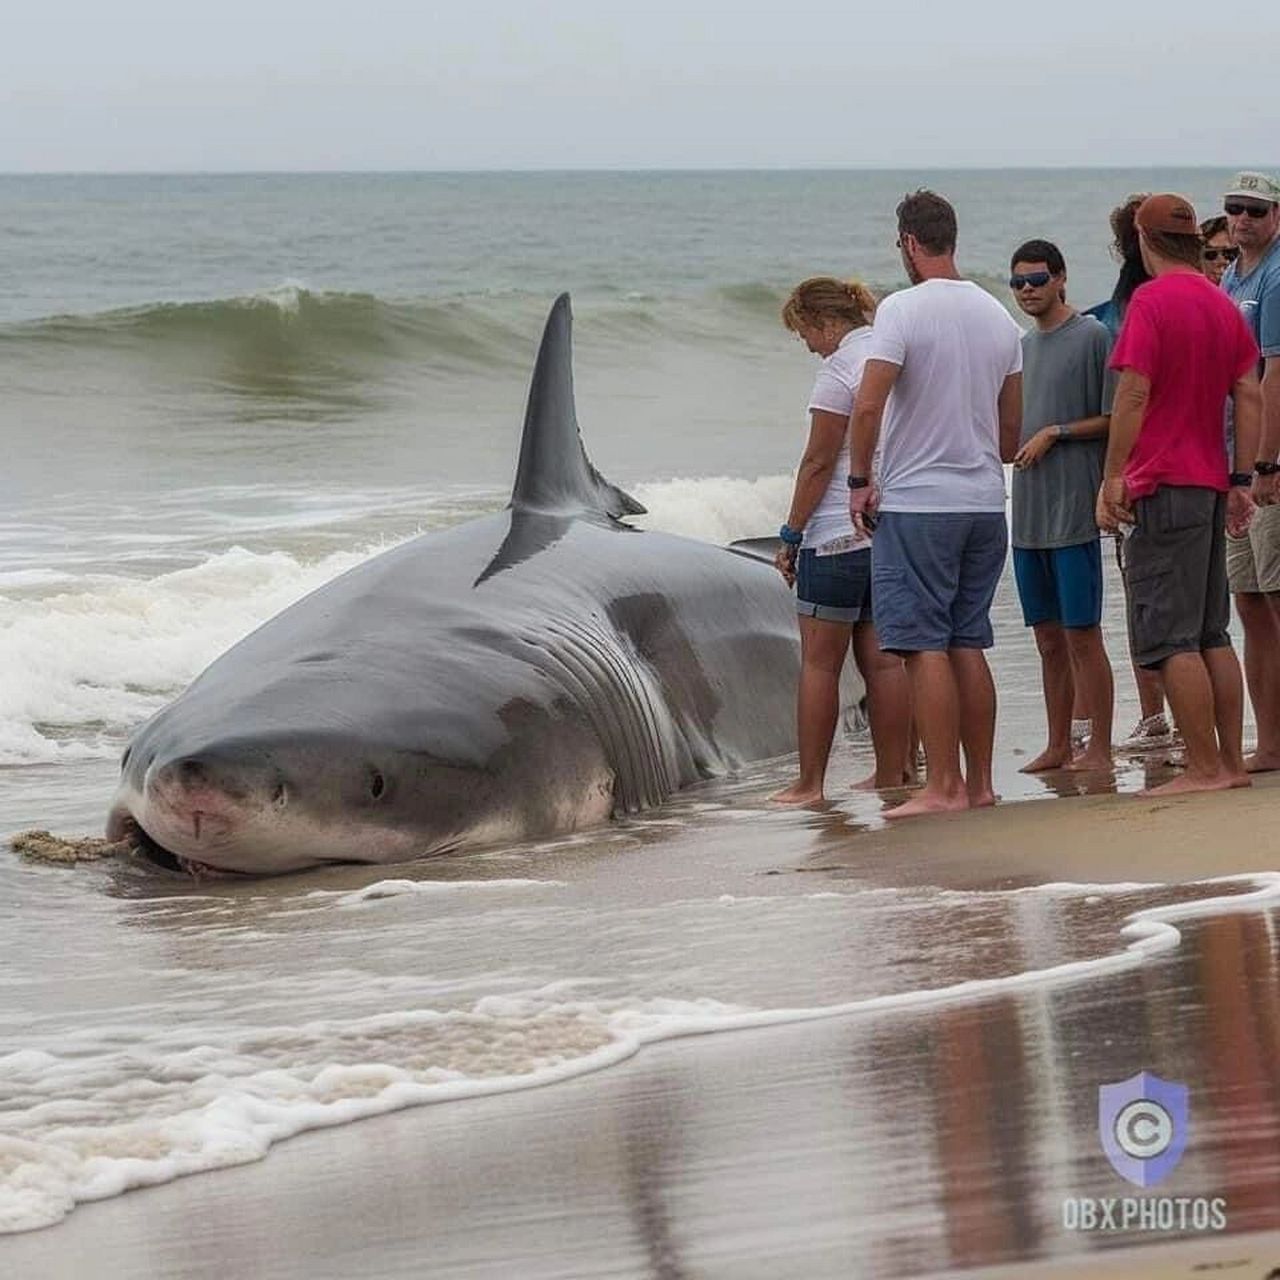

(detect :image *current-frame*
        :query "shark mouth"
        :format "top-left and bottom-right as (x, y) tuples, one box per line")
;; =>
(107, 810), (244, 879)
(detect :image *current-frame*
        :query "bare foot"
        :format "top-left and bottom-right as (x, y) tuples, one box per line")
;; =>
(1139, 771), (1236, 797)
(1228, 771), (1252, 789)
(967, 789), (997, 809)
(769, 783), (826, 806)
(1065, 749), (1114, 772)
(1244, 751), (1280, 774)
(1019, 747), (1072, 773)
(884, 789), (969, 820)
(852, 767), (915, 792)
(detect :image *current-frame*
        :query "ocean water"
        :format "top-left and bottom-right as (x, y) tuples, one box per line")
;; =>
(1, 170), (1276, 1256)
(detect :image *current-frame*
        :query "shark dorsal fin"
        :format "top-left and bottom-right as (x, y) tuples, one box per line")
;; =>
(510, 294), (646, 520)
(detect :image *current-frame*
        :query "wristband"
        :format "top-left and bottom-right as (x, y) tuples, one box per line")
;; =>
(1054, 424), (1070, 441)
(778, 523), (803, 546)
(1230, 472), (1254, 488)
(1255, 460), (1280, 476)
(846, 475), (870, 490)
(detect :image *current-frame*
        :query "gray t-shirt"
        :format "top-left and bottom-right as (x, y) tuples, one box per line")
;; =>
(1011, 312), (1114, 550)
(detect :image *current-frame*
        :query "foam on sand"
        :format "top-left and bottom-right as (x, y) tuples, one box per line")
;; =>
(3, 874), (1275, 1235)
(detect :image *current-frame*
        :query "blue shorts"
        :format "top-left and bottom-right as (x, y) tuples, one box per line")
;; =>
(871, 511), (1007, 652)
(796, 547), (872, 624)
(1013, 540), (1104, 629)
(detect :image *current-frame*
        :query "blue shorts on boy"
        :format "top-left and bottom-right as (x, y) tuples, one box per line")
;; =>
(1012, 541), (1104, 628)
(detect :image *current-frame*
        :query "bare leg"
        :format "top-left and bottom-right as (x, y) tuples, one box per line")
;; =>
(1143, 651), (1234, 796)
(1204, 644), (1248, 785)
(1118, 532), (1167, 724)
(1134, 664), (1166, 721)
(1237, 592), (1280, 771)
(851, 623), (913, 789)
(771, 615), (852, 805)
(1022, 622), (1073, 772)
(1064, 625), (1114, 770)
(950, 647), (998, 807)
(884, 650), (968, 818)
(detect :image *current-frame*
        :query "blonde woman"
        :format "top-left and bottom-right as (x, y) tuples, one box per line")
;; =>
(772, 277), (913, 803)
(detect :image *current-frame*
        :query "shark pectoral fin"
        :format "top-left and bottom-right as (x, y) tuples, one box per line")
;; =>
(727, 537), (785, 564)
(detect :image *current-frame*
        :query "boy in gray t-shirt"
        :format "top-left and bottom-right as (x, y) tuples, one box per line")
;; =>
(1008, 239), (1115, 773)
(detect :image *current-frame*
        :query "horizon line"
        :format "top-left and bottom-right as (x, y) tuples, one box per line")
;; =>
(0, 163), (1272, 179)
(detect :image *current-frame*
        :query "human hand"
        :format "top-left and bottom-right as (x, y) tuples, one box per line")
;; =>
(1013, 428), (1056, 470)
(1096, 477), (1133, 534)
(1252, 472), (1280, 507)
(849, 483), (880, 537)
(1228, 486), (1256, 538)
(774, 543), (798, 586)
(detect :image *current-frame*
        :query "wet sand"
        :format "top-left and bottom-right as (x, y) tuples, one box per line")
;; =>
(7, 774), (1280, 1279)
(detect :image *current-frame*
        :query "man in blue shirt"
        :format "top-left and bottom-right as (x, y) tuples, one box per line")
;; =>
(1222, 171), (1280, 772)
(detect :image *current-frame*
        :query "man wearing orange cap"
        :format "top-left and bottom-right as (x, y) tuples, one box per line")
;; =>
(1097, 193), (1262, 796)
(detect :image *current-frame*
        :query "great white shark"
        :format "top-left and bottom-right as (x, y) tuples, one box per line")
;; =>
(107, 294), (861, 874)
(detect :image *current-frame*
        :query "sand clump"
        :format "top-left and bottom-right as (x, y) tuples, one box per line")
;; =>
(9, 829), (135, 865)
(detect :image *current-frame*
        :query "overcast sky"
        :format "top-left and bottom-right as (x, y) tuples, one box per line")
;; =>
(3, 1), (1276, 172)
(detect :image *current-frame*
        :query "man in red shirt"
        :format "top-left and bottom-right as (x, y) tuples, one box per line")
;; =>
(1098, 193), (1263, 795)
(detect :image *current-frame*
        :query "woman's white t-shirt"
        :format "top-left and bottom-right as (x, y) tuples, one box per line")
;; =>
(803, 326), (873, 551)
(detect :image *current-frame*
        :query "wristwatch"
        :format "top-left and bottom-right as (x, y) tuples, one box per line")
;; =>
(1255, 460), (1280, 476)
(1054, 424), (1071, 441)
(1230, 472), (1254, 488)
(847, 475), (870, 490)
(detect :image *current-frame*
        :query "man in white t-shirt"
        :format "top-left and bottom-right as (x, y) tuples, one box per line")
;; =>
(848, 189), (1023, 819)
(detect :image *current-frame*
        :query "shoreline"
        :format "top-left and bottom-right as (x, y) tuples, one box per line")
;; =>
(6, 773), (1280, 1276)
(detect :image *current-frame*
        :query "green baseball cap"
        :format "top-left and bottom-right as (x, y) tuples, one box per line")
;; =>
(1224, 171), (1280, 204)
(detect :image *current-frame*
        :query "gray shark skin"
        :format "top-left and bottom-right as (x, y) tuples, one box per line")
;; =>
(106, 294), (856, 874)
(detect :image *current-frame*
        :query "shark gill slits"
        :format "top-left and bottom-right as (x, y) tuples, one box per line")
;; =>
(272, 781), (288, 808)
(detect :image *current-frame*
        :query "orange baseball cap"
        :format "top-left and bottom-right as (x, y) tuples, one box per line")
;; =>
(1135, 193), (1199, 235)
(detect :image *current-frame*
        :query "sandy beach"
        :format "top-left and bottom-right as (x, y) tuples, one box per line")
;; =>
(6, 770), (1280, 1279)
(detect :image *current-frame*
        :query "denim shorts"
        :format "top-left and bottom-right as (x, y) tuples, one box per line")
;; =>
(871, 511), (1008, 652)
(795, 547), (872, 624)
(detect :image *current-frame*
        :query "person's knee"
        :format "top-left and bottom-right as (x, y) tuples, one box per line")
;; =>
(1032, 624), (1068, 660)
(1235, 591), (1273, 629)
(1063, 625), (1106, 659)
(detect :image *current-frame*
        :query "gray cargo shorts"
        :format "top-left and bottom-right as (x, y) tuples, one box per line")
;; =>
(1120, 486), (1230, 670)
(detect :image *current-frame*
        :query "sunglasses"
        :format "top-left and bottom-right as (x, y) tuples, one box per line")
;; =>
(1203, 247), (1240, 263)
(1009, 271), (1054, 290)
(1225, 201), (1275, 219)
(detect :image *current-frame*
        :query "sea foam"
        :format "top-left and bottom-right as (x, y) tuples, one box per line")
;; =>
(2, 875), (1276, 1235)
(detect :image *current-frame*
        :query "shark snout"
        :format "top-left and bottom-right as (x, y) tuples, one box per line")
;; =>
(143, 754), (259, 843)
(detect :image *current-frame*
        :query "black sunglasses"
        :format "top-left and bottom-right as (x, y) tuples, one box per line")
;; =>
(1203, 247), (1240, 262)
(1009, 271), (1053, 290)
(1225, 201), (1274, 219)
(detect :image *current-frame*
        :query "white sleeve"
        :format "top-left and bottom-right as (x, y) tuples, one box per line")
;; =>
(866, 297), (907, 367)
(808, 367), (855, 416)
(1007, 317), (1024, 375)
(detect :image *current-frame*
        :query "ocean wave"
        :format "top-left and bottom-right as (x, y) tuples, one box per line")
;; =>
(0, 475), (791, 765)
(0, 280), (859, 379)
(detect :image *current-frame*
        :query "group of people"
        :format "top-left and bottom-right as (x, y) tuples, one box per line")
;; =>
(770, 176), (1280, 819)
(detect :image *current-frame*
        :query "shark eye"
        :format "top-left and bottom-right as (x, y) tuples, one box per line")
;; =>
(369, 770), (386, 801)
